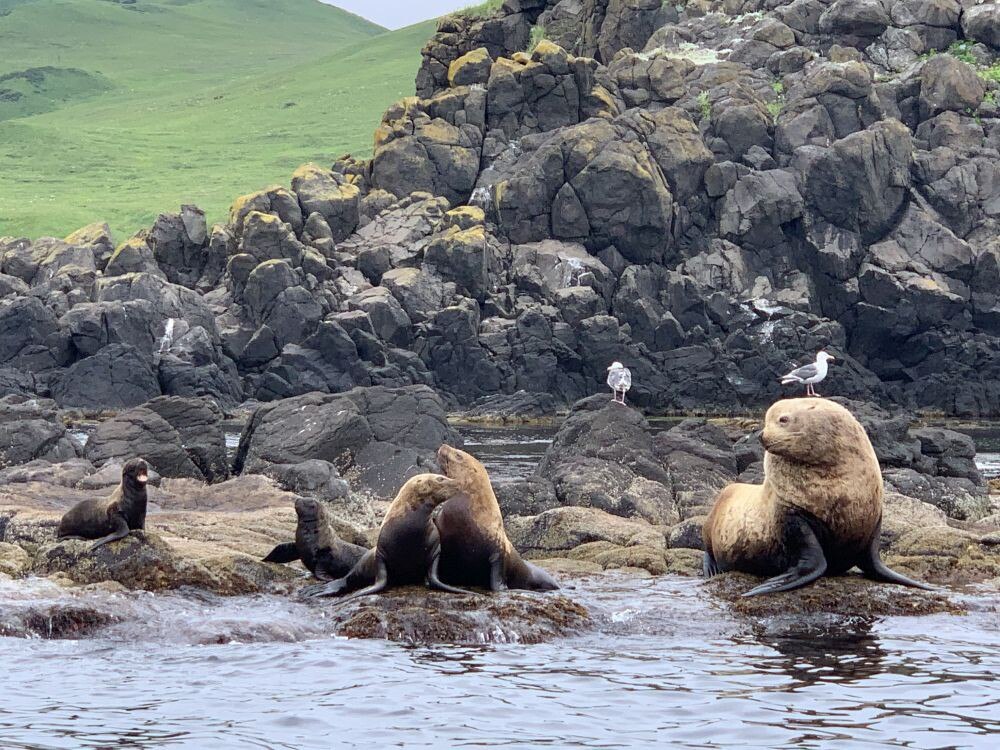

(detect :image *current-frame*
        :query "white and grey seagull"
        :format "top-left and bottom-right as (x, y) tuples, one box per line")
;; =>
(780, 351), (835, 397)
(607, 361), (632, 405)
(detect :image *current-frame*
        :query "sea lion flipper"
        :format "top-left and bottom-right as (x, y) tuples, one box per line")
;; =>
(89, 515), (130, 552)
(489, 552), (508, 592)
(703, 549), (721, 577)
(859, 523), (935, 591)
(263, 542), (300, 564)
(302, 549), (384, 600)
(324, 556), (390, 606)
(742, 513), (828, 597)
(300, 578), (349, 598)
(425, 520), (473, 595)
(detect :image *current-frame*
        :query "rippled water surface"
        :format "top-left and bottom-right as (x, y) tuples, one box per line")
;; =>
(4, 426), (998, 747)
(2, 576), (998, 749)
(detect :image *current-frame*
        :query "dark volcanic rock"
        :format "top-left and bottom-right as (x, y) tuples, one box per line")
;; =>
(85, 406), (204, 480)
(144, 396), (229, 483)
(0, 397), (82, 468)
(234, 386), (461, 497)
(533, 396), (678, 525)
(52, 344), (161, 410)
(8, 0), (1000, 419)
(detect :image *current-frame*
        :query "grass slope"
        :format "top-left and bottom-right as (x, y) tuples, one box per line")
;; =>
(0, 0), (433, 239)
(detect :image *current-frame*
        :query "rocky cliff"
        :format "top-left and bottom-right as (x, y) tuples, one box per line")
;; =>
(2, 0), (1000, 416)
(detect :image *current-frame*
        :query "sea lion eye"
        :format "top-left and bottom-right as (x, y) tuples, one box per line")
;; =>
(778, 415), (790, 424)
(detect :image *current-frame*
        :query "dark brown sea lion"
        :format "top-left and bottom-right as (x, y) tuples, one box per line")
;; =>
(434, 444), (558, 592)
(57, 458), (150, 551)
(262, 497), (367, 581)
(703, 398), (931, 596)
(302, 473), (463, 601)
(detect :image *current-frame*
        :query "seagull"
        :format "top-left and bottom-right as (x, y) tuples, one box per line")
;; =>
(607, 361), (632, 405)
(780, 351), (835, 397)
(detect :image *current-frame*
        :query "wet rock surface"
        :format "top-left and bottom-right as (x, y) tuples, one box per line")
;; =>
(705, 573), (964, 618)
(322, 587), (591, 644)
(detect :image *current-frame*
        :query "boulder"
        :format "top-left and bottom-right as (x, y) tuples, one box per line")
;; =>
(33, 531), (295, 595)
(797, 119), (912, 243)
(229, 186), (304, 237)
(84, 406), (205, 480)
(448, 47), (493, 87)
(495, 115), (674, 264)
(234, 386), (461, 497)
(919, 55), (985, 119)
(532, 396), (678, 525)
(291, 164), (361, 242)
(962, 4), (1000, 49)
(505, 506), (666, 555)
(143, 396), (229, 483)
(0, 398), (82, 468)
(51, 344), (161, 410)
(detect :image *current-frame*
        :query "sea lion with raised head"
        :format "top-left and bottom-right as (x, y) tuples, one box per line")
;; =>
(434, 444), (559, 592)
(57, 458), (150, 551)
(703, 398), (931, 596)
(302, 473), (464, 601)
(263, 497), (367, 581)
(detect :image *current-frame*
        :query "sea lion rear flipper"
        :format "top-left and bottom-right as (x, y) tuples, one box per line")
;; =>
(301, 550), (383, 600)
(424, 520), (473, 595)
(859, 522), (935, 591)
(301, 577), (349, 598)
(703, 549), (721, 577)
(323, 556), (390, 606)
(489, 552), (508, 592)
(742, 513), (827, 597)
(262, 542), (300, 564)
(89, 516), (130, 552)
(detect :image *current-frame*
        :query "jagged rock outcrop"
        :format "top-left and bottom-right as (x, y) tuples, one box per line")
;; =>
(0, 0), (998, 418)
(233, 385), (460, 497)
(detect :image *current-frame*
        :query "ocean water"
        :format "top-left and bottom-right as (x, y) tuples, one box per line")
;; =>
(1, 575), (998, 749)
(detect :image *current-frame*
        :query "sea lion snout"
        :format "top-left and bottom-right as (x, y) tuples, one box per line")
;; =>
(123, 458), (149, 484)
(401, 473), (461, 504)
(294, 497), (322, 521)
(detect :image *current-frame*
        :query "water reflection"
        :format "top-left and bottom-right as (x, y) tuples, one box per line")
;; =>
(747, 618), (888, 688)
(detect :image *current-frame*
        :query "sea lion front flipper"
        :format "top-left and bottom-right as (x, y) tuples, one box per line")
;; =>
(489, 552), (508, 592)
(859, 522), (935, 590)
(425, 518), (473, 594)
(89, 516), (130, 552)
(703, 549), (721, 577)
(263, 542), (300, 564)
(742, 513), (827, 597)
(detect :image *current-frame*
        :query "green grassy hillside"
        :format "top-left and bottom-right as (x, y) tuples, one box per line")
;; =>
(0, 0), (434, 239)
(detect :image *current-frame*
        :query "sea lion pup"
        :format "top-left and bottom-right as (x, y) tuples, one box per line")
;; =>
(434, 444), (559, 592)
(302, 473), (464, 601)
(57, 458), (150, 551)
(703, 398), (931, 597)
(262, 498), (367, 581)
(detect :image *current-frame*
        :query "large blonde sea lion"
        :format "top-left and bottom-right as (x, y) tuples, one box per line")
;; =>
(703, 398), (930, 596)
(434, 445), (559, 592)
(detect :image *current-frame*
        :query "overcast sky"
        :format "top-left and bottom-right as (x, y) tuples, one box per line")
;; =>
(323, 1), (471, 30)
